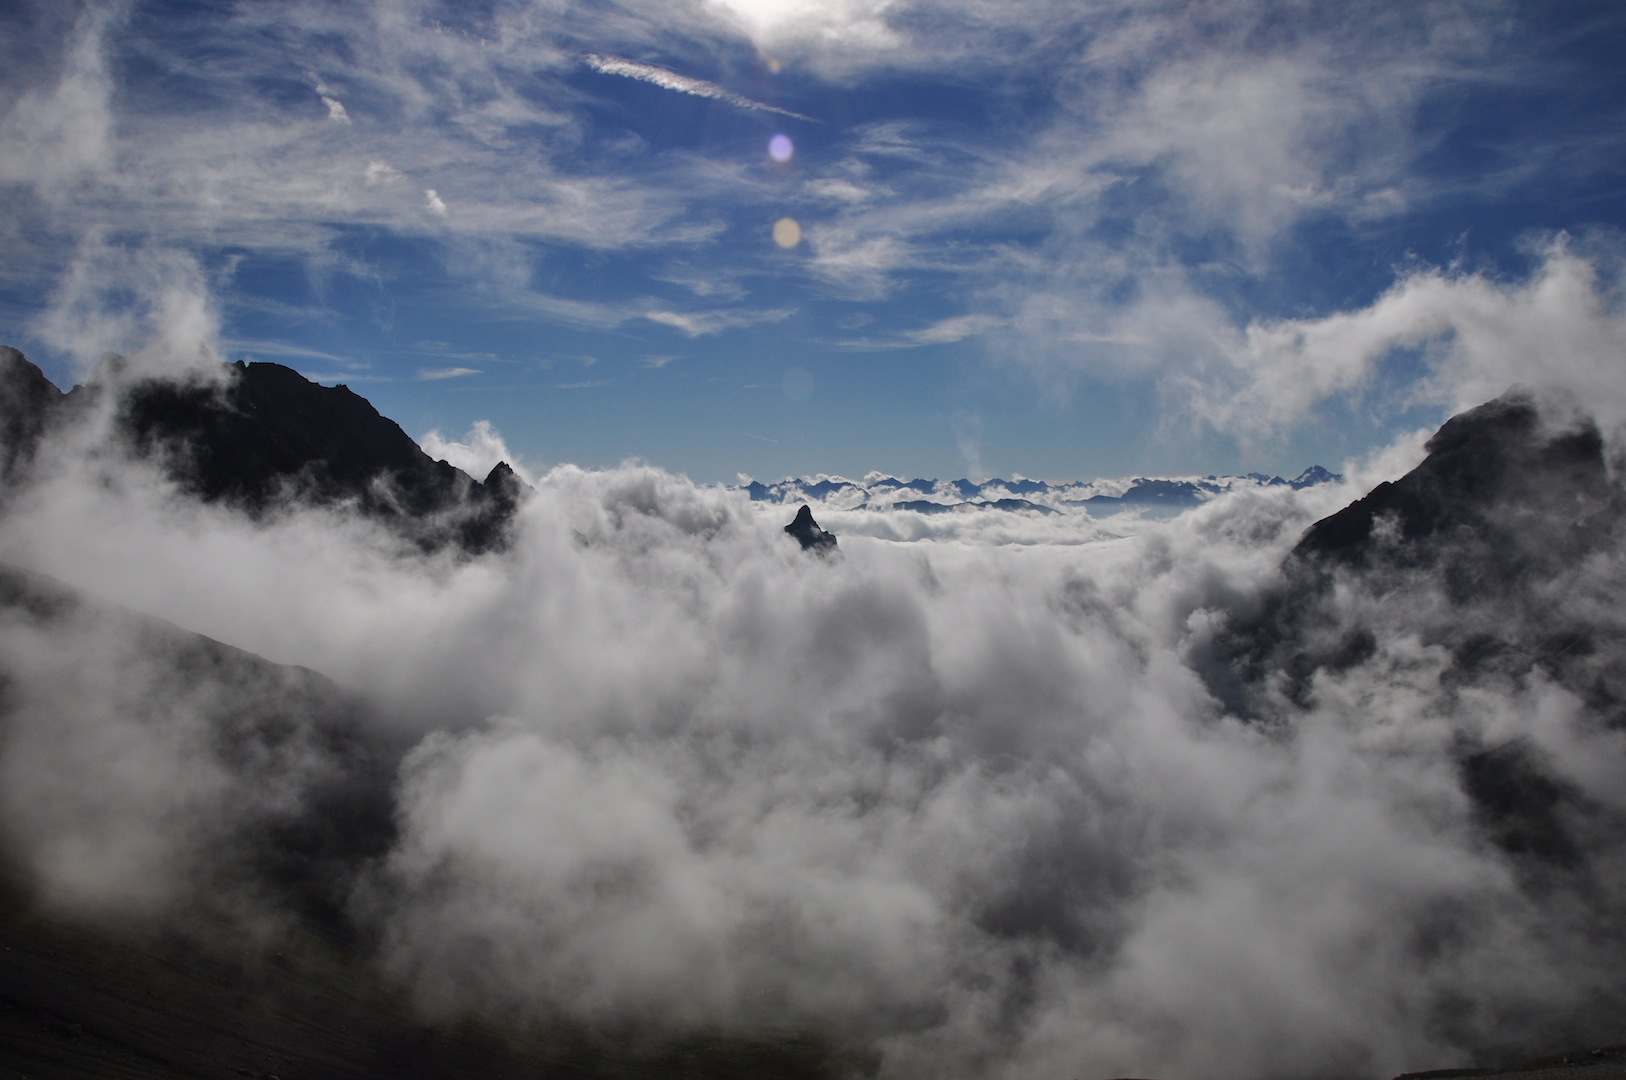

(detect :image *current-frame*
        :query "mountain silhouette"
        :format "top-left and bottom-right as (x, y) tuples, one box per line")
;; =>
(1294, 390), (1621, 589)
(0, 347), (527, 554)
(785, 503), (837, 553)
(1198, 388), (1626, 878)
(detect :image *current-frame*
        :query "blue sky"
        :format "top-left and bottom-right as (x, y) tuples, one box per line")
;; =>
(2, 0), (1624, 482)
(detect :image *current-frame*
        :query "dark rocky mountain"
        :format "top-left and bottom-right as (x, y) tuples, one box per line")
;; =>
(1203, 388), (1626, 869)
(1293, 391), (1622, 587)
(1215, 389), (1624, 695)
(0, 347), (61, 484)
(785, 503), (837, 554)
(0, 348), (527, 554)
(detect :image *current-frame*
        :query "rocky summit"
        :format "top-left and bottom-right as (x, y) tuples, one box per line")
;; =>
(0, 348), (528, 555)
(785, 503), (838, 554)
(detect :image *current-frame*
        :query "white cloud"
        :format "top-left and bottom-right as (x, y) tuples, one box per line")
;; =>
(907, 313), (1001, 345)
(224, 338), (358, 365)
(0, 5), (117, 187)
(33, 234), (224, 380)
(419, 419), (529, 482)
(701, 0), (901, 53)
(5, 423), (1624, 1078)
(424, 188), (448, 217)
(804, 176), (876, 204)
(582, 53), (818, 122)
(641, 305), (794, 336)
(1213, 240), (1626, 438)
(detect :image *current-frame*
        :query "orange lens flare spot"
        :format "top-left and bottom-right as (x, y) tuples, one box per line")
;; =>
(772, 217), (802, 249)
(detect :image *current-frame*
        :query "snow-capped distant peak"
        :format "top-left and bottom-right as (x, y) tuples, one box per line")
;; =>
(736, 468), (1342, 518)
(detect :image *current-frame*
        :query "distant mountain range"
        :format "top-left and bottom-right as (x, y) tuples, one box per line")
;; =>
(740, 465), (1341, 516)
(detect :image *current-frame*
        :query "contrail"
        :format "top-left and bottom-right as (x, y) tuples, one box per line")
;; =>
(582, 54), (819, 124)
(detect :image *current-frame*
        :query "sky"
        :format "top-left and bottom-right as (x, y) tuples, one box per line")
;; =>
(1, 0), (1625, 483)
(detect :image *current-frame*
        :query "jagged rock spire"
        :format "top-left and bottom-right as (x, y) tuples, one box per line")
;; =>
(785, 503), (837, 554)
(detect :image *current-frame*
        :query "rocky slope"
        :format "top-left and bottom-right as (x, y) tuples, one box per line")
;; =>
(0, 347), (526, 554)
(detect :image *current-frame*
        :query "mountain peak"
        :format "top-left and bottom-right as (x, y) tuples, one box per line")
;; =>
(785, 503), (837, 554)
(0, 350), (523, 555)
(1294, 388), (1619, 581)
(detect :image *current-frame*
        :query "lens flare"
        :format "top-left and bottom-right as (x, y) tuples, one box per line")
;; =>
(772, 217), (802, 249)
(768, 134), (794, 162)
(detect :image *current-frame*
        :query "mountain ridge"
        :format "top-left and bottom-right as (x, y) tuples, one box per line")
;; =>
(741, 465), (1341, 517)
(0, 346), (527, 554)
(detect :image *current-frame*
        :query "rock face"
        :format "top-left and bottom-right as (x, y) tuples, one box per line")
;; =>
(1203, 387), (1626, 872)
(1218, 389), (1625, 697)
(0, 347), (63, 483)
(785, 503), (837, 554)
(1293, 390), (1621, 591)
(0, 350), (529, 554)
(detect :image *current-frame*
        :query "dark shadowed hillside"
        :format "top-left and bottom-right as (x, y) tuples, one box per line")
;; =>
(0, 562), (855, 1080)
(1207, 388), (1626, 719)
(1202, 386), (1626, 903)
(0, 348), (527, 554)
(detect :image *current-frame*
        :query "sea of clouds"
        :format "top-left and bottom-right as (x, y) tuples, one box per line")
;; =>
(0, 371), (1623, 1080)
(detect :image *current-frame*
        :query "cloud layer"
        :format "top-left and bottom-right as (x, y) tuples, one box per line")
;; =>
(0, 361), (1622, 1079)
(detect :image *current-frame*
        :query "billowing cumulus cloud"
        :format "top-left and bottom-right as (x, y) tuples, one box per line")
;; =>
(420, 418), (532, 482)
(1216, 240), (1626, 439)
(0, 351), (1622, 1079)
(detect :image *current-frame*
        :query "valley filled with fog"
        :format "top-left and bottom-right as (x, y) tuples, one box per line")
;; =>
(0, 356), (1622, 1080)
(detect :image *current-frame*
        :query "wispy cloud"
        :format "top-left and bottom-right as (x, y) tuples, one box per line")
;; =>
(836, 313), (1003, 352)
(312, 78), (350, 124)
(907, 313), (1002, 345)
(641, 307), (794, 337)
(582, 54), (818, 123)
(223, 338), (357, 365)
(504, 288), (793, 339)
(417, 366), (480, 381)
(0, 0), (1607, 474)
